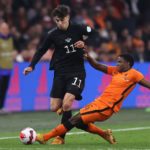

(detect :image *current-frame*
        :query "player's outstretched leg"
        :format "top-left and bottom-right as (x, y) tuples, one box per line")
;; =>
(75, 119), (116, 144)
(78, 101), (116, 144)
(36, 113), (116, 144)
(36, 113), (79, 144)
(36, 124), (69, 144)
(86, 123), (116, 144)
(51, 110), (72, 144)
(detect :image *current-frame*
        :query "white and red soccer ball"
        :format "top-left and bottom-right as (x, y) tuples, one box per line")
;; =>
(20, 127), (37, 144)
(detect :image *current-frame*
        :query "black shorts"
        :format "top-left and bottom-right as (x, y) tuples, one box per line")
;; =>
(50, 72), (86, 100)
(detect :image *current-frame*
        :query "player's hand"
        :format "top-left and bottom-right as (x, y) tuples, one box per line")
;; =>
(74, 41), (85, 48)
(23, 67), (33, 75)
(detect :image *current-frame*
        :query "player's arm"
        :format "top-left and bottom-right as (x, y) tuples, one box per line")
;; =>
(23, 34), (52, 75)
(84, 52), (108, 73)
(138, 78), (150, 89)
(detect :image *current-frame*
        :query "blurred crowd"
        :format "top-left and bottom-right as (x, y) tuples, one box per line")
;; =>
(0, 0), (150, 62)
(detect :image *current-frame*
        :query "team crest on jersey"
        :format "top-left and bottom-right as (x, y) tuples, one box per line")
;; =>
(65, 38), (72, 43)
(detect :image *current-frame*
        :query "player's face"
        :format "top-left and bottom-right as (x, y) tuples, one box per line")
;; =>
(53, 15), (70, 30)
(116, 57), (130, 72)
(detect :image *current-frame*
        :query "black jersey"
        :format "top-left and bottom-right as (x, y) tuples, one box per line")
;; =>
(29, 22), (94, 74)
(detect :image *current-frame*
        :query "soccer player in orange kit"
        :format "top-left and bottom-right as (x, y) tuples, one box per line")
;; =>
(36, 53), (150, 144)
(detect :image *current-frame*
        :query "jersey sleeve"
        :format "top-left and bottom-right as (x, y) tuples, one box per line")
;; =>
(79, 24), (93, 36)
(133, 70), (144, 82)
(107, 66), (117, 75)
(29, 32), (53, 69)
(78, 24), (100, 46)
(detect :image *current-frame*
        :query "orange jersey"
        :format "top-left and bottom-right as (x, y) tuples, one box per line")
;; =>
(95, 66), (144, 112)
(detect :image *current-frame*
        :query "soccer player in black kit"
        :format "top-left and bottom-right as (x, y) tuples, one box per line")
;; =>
(23, 5), (96, 144)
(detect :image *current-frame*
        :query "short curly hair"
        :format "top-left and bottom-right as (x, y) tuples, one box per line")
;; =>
(119, 54), (134, 67)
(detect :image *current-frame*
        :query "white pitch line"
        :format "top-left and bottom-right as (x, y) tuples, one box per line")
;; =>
(112, 126), (150, 132)
(67, 126), (150, 135)
(0, 126), (150, 140)
(0, 136), (18, 140)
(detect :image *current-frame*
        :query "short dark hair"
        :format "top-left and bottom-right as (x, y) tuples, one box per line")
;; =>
(51, 5), (70, 19)
(119, 54), (134, 67)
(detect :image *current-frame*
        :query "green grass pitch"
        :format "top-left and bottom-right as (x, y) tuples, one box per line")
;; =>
(0, 108), (150, 150)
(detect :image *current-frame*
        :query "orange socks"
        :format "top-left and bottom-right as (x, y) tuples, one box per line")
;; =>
(43, 124), (67, 141)
(87, 123), (105, 138)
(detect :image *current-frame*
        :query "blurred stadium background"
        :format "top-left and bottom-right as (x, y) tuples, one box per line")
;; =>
(0, 0), (150, 149)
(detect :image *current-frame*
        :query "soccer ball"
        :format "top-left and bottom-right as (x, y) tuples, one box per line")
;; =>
(20, 127), (37, 144)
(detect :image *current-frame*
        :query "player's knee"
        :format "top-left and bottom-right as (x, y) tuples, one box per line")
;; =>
(62, 103), (71, 111)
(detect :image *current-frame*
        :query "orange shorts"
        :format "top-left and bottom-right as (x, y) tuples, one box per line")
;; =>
(80, 100), (113, 124)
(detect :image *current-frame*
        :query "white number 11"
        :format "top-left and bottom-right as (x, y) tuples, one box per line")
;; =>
(72, 77), (82, 88)
(64, 44), (76, 54)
